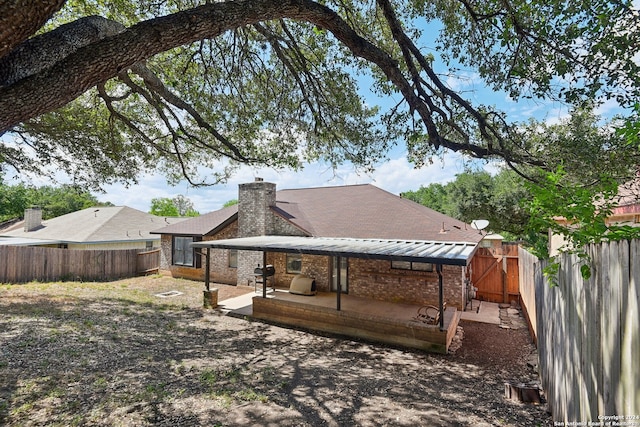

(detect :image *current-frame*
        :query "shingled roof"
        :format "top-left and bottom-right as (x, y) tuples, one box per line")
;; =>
(154, 184), (483, 244)
(1, 206), (186, 244)
(151, 205), (238, 236)
(275, 184), (482, 242)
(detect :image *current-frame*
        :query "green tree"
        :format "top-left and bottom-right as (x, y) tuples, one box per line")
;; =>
(446, 171), (494, 223)
(149, 198), (178, 217)
(518, 107), (640, 251)
(1, 182), (110, 221)
(0, 180), (30, 222)
(172, 195), (199, 217)
(402, 183), (451, 216)
(404, 168), (531, 240)
(149, 195), (199, 217)
(222, 199), (238, 208)
(0, 0), (637, 189)
(27, 184), (108, 219)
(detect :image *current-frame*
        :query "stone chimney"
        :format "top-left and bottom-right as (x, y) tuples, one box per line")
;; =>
(238, 178), (276, 237)
(236, 178), (276, 285)
(24, 207), (43, 232)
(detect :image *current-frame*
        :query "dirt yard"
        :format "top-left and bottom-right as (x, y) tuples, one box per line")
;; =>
(0, 275), (551, 426)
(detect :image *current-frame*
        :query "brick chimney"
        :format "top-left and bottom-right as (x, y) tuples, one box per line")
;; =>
(236, 178), (276, 285)
(238, 178), (276, 237)
(24, 207), (43, 232)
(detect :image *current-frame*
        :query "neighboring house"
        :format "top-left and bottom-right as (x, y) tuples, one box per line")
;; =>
(0, 206), (186, 250)
(549, 178), (640, 256)
(153, 179), (484, 311)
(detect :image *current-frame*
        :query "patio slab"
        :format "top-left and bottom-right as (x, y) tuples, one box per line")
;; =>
(216, 288), (267, 316)
(459, 299), (501, 325)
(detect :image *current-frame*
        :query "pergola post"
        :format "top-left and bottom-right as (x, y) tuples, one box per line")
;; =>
(336, 255), (342, 311)
(437, 263), (444, 331)
(204, 248), (211, 292)
(202, 248), (218, 309)
(262, 251), (267, 298)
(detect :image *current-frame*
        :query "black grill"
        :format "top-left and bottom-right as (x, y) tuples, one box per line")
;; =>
(254, 265), (275, 277)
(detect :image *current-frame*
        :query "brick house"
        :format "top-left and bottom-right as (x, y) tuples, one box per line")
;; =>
(153, 179), (483, 311)
(549, 177), (640, 256)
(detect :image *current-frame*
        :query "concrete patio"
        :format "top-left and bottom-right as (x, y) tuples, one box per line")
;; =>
(459, 299), (501, 325)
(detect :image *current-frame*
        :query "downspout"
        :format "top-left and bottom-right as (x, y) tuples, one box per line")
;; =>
(437, 263), (444, 331)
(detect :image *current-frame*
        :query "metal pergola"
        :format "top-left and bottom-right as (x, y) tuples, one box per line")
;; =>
(192, 236), (479, 330)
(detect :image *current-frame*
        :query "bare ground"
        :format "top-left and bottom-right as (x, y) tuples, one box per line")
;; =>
(0, 276), (551, 426)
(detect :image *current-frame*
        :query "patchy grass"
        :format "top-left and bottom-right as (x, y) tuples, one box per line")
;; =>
(0, 278), (550, 426)
(0, 275), (254, 309)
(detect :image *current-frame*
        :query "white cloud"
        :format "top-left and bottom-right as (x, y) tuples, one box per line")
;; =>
(96, 151), (484, 214)
(542, 106), (571, 126)
(594, 98), (624, 118)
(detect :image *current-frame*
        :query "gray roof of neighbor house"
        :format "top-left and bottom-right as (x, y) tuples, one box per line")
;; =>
(0, 206), (186, 245)
(154, 184), (484, 244)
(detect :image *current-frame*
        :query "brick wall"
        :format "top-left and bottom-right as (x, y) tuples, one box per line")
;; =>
(272, 214), (306, 236)
(159, 234), (172, 270)
(237, 179), (276, 285)
(265, 253), (466, 309)
(347, 258), (465, 309)
(160, 220), (239, 284)
(268, 253), (331, 291)
(238, 180), (276, 237)
(208, 220), (239, 285)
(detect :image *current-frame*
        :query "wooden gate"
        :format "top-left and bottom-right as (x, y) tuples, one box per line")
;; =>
(136, 248), (161, 275)
(470, 243), (519, 303)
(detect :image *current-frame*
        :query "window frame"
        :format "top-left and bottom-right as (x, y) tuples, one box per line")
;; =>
(286, 253), (303, 274)
(172, 235), (202, 268)
(228, 249), (238, 268)
(391, 260), (434, 272)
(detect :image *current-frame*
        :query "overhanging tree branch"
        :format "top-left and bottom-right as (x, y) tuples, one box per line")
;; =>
(0, 0), (528, 166)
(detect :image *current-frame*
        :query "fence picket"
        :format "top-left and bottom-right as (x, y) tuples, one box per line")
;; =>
(519, 240), (640, 422)
(0, 246), (160, 283)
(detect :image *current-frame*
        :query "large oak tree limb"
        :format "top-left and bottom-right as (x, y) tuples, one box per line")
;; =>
(0, 0), (66, 58)
(0, 0), (502, 159)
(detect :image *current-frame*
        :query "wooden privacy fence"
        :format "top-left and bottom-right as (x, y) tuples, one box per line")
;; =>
(0, 246), (160, 283)
(523, 240), (640, 423)
(470, 243), (519, 303)
(136, 248), (161, 275)
(518, 246), (538, 343)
